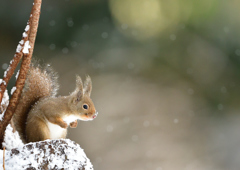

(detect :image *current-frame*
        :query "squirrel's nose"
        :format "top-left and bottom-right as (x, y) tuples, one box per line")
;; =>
(92, 112), (98, 119)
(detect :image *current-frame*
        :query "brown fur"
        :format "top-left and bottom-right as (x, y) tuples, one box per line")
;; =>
(13, 64), (97, 143)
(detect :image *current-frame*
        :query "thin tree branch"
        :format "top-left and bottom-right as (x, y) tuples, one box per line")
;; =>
(0, 0), (42, 148)
(28, 0), (42, 54)
(0, 0), (36, 107)
(0, 25), (31, 105)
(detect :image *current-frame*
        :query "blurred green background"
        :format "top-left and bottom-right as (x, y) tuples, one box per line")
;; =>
(1, 0), (240, 169)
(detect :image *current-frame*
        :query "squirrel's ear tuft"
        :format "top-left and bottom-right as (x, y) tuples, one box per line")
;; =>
(83, 75), (92, 96)
(76, 91), (82, 102)
(72, 76), (83, 103)
(72, 90), (82, 104)
(76, 75), (83, 92)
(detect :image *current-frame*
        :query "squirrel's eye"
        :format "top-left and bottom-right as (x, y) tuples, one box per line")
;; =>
(83, 104), (88, 110)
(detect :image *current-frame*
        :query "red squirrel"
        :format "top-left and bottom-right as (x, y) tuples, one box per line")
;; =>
(12, 63), (98, 143)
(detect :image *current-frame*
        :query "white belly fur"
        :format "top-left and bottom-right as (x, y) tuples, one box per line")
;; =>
(46, 115), (78, 139)
(47, 121), (66, 139)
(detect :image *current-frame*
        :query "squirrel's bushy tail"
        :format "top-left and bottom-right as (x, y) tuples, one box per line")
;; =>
(13, 63), (59, 142)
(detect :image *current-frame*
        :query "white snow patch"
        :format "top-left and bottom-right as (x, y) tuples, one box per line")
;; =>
(23, 41), (31, 54)
(3, 66), (11, 78)
(25, 25), (30, 32)
(22, 32), (27, 38)
(16, 44), (22, 53)
(19, 40), (24, 45)
(11, 86), (16, 95)
(15, 70), (20, 80)
(2, 80), (6, 85)
(0, 110), (5, 121)
(2, 124), (23, 150)
(9, 60), (13, 65)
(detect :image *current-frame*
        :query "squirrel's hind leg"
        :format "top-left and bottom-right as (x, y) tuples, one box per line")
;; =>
(26, 118), (50, 142)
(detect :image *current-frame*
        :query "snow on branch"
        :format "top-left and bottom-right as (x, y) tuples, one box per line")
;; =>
(0, 139), (93, 169)
(0, 11), (32, 105)
(0, 80), (9, 121)
(0, 0), (42, 147)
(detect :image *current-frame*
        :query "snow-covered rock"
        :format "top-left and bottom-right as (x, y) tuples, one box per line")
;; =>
(0, 139), (93, 169)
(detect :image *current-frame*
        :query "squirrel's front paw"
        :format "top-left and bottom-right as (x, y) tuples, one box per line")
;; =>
(70, 120), (78, 128)
(59, 122), (68, 129)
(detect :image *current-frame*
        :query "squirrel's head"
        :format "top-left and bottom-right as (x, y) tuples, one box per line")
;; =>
(69, 75), (98, 121)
